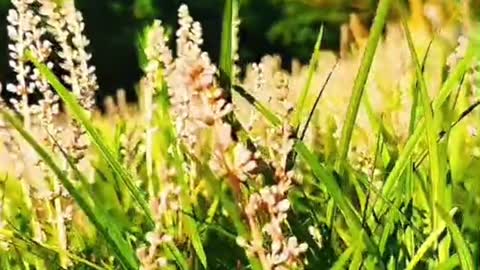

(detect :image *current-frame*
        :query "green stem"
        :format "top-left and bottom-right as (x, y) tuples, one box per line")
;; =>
(335, 0), (394, 174)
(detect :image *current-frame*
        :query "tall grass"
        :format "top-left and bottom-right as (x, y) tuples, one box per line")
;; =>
(0, 0), (479, 269)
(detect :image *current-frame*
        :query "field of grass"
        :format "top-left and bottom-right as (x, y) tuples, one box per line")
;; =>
(0, 0), (479, 269)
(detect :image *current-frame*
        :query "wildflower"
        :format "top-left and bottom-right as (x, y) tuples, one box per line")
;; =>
(232, 16), (241, 83)
(164, 5), (232, 148)
(137, 242), (170, 270)
(150, 183), (182, 219)
(7, 0), (66, 184)
(103, 95), (117, 117)
(137, 182), (181, 270)
(242, 176), (308, 270)
(144, 20), (173, 76)
(38, 0), (98, 162)
(7, 0), (39, 129)
(210, 141), (257, 187)
(6, 0), (55, 133)
(116, 89), (129, 117)
(145, 5), (256, 190)
(60, 9), (97, 158)
(446, 35), (469, 71)
(59, 1), (98, 112)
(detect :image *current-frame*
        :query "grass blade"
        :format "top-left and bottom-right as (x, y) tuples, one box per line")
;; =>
(284, 61), (338, 170)
(331, 245), (355, 270)
(26, 52), (154, 227)
(436, 254), (460, 270)
(294, 141), (383, 265)
(219, 0), (239, 94)
(0, 229), (106, 270)
(295, 141), (360, 226)
(401, 16), (444, 230)
(185, 217), (207, 268)
(294, 25), (324, 129)
(436, 205), (475, 270)
(233, 85), (282, 127)
(408, 37), (434, 135)
(165, 243), (189, 270)
(335, 0), (394, 173)
(377, 39), (478, 210)
(1, 110), (139, 270)
(181, 146), (262, 270)
(406, 208), (458, 270)
(299, 60), (338, 140)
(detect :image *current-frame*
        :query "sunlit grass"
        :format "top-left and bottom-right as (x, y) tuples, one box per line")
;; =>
(0, 0), (479, 269)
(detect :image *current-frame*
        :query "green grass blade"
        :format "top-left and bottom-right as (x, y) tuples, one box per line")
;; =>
(0, 229), (106, 270)
(294, 141), (383, 264)
(299, 61), (338, 140)
(181, 147), (262, 270)
(295, 142), (360, 225)
(1, 110), (139, 270)
(362, 121), (384, 224)
(331, 245), (355, 270)
(232, 85), (282, 127)
(26, 52), (154, 227)
(294, 25), (324, 129)
(349, 248), (363, 270)
(185, 218), (207, 268)
(406, 208), (458, 270)
(285, 61), (338, 170)
(401, 16), (444, 230)
(378, 198), (401, 255)
(436, 254), (460, 270)
(432, 45), (478, 113)
(218, 0), (273, 162)
(165, 243), (189, 270)
(378, 119), (424, 200)
(377, 40), (478, 209)
(335, 0), (394, 173)
(408, 37), (434, 135)
(219, 0), (239, 94)
(436, 205), (475, 270)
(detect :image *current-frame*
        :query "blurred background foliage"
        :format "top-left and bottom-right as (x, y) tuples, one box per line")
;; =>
(0, 0), (478, 100)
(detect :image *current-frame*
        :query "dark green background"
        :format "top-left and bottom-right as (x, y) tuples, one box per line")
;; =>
(0, 0), (380, 101)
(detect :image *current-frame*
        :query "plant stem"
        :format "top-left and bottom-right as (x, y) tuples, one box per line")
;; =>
(335, 0), (394, 174)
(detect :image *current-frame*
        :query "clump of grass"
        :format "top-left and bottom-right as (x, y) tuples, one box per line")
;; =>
(0, 0), (479, 269)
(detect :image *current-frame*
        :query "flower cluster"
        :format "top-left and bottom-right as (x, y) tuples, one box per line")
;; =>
(447, 35), (470, 71)
(2, 1), (99, 267)
(144, 20), (173, 77)
(143, 5), (258, 189)
(58, 1), (98, 112)
(137, 181), (181, 270)
(38, 0), (98, 161)
(0, 1), (476, 269)
(6, 0), (98, 161)
(7, 0), (40, 128)
(6, 0), (58, 137)
(137, 5), (308, 268)
(239, 174), (308, 270)
(166, 5), (232, 148)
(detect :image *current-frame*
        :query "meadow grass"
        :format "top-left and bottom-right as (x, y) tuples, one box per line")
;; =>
(0, 0), (479, 269)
